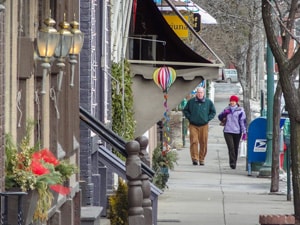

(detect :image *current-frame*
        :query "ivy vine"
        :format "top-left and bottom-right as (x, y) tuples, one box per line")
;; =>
(111, 60), (136, 141)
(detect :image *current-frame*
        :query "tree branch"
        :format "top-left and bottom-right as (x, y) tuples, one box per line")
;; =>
(265, 0), (300, 46)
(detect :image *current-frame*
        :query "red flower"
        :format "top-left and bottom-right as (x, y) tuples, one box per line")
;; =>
(32, 151), (42, 161)
(39, 148), (59, 166)
(30, 160), (49, 175)
(50, 184), (70, 195)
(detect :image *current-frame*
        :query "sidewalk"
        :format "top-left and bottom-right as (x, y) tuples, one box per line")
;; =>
(156, 116), (293, 225)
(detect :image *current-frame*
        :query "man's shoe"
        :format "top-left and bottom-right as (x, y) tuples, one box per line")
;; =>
(192, 161), (198, 165)
(200, 161), (205, 166)
(230, 164), (236, 169)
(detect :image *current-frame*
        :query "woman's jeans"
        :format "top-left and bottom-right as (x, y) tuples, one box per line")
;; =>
(224, 132), (242, 168)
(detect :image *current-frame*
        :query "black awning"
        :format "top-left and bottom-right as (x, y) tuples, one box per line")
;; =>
(132, 0), (212, 65)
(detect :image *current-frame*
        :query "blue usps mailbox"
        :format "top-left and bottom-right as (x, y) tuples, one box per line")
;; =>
(247, 117), (286, 175)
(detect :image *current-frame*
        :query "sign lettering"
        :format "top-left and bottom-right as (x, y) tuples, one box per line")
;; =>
(163, 15), (189, 38)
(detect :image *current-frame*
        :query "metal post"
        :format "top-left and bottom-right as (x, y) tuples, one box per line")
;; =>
(260, 90), (266, 116)
(182, 116), (186, 147)
(286, 142), (291, 201)
(180, 98), (187, 147)
(283, 118), (291, 201)
(157, 121), (163, 151)
(259, 42), (274, 177)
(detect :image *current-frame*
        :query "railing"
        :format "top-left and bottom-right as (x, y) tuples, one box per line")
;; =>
(79, 106), (155, 178)
(79, 107), (162, 225)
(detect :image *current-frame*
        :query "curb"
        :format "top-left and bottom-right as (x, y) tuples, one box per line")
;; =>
(259, 214), (295, 225)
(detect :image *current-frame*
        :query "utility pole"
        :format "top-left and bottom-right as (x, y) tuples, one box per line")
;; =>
(259, 42), (274, 177)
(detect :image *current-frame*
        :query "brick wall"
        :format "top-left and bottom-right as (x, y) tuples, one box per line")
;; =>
(0, 4), (5, 191)
(79, 0), (94, 206)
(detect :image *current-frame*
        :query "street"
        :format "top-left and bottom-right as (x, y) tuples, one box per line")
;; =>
(213, 82), (242, 113)
(214, 82), (242, 95)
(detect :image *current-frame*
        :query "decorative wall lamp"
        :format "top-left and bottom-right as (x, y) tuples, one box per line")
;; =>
(54, 16), (73, 92)
(68, 19), (84, 87)
(36, 16), (60, 94)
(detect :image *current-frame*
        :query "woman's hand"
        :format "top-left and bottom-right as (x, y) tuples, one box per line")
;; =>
(224, 109), (230, 115)
(242, 133), (247, 141)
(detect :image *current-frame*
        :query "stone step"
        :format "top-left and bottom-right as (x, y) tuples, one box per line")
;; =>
(81, 206), (103, 225)
(100, 218), (111, 225)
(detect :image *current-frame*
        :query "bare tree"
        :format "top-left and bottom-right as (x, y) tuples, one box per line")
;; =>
(262, 0), (300, 223)
(195, 0), (263, 126)
(198, 0), (286, 192)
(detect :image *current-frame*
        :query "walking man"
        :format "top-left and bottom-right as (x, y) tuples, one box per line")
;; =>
(183, 87), (216, 165)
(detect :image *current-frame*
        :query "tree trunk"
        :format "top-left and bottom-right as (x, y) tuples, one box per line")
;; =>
(262, 1), (300, 221)
(270, 84), (282, 192)
(290, 118), (300, 221)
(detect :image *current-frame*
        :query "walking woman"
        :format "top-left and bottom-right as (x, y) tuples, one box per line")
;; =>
(218, 95), (247, 169)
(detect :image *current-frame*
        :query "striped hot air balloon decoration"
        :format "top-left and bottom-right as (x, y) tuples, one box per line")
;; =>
(153, 66), (176, 152)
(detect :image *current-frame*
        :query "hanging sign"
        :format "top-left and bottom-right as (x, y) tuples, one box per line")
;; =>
(163, 15), (189, 38)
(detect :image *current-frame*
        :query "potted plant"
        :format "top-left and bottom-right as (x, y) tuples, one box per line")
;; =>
(5, 122), (77, 224)
(152, 145), (178, 190)
(108, 177), (128, 225)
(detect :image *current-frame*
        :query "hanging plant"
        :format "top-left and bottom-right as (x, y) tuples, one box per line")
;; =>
(5, 121), (77, 223)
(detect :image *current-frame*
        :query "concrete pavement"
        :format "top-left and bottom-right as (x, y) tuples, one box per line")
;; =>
(156, 96), (294, 225)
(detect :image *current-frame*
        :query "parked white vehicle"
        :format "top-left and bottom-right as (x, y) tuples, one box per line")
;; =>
(223, 69), (238, 83)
